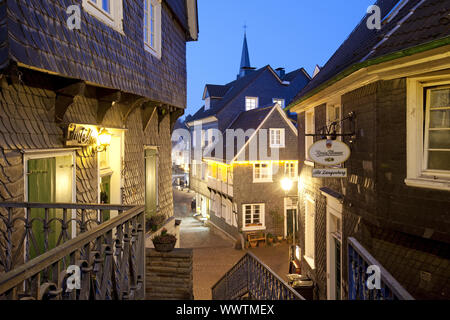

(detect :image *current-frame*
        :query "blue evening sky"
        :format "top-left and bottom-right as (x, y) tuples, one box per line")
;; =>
(185, 0), (375, 118)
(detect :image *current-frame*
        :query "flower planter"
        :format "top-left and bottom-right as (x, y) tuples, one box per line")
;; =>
(267, 237), (274, 244)
(277, 236), (283, 242)
(153, 241), (176, 252)
(249, 241), (258, 248)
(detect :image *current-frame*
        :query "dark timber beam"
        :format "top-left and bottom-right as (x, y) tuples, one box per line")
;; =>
(55, 81), (86, 123)
(170, 108), (184, 132)
(118, 93), (149, 124)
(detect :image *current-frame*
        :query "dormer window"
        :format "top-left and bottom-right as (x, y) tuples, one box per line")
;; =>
(82, 0), (123, 32)
(144, 0), (162, 59)
(245, 97), (258, 111)
(205, 97), (211, 111)
(273, 98), (285, 108)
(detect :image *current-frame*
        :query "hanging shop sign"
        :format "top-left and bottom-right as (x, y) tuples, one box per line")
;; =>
(308, 139), (351, 166)
(312, 168), (347, 178)
(65, 124), (98, 147)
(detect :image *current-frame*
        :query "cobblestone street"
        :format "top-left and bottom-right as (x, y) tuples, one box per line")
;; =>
(173, 188), (291, 300)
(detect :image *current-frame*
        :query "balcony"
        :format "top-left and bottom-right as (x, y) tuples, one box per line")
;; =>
(0, 202), (145, 300)
(212, 252), (304, 300)
(207, 177), (233, 198)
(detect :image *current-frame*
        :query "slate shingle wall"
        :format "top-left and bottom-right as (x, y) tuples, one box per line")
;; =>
(1, 0), (188, 108)
(296, 79), (450, 300)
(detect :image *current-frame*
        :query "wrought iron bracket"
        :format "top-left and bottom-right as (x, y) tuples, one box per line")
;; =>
(305, 111), (356, 143)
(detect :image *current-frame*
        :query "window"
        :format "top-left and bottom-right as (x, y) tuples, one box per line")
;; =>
(270, 128), (285, 148)
(82, 0), (123, 32)
(304, 196), (315, 269)
(406, 79), (450, 191)
(273, 98), (285, 108)
(424, 86), (450, 171)
(253, 163), (272, 182)
(285, 162), (297, 178)
(205, 97), (211, 111)
(245, 97), (258, 111)
(243, 204), (265, 231)
(144, 0), (162, 59)
(305, 110), (315, 162)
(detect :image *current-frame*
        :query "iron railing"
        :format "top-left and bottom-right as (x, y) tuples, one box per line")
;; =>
(348, 237), (414, 300)
(0, 202), (145, 300)
(211, 252), (304, 300)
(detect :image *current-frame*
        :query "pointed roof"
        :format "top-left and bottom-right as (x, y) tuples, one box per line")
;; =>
(240, 32), (251, 70)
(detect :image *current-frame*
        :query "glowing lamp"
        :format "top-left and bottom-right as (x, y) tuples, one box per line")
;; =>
(281, 177), (293, 192)
(97, 128), (112, 152)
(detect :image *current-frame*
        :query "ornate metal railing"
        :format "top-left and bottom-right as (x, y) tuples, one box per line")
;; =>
(0, 202), (145, 300)
(348, 237), (414, 300)
(211, 252), (304, 300)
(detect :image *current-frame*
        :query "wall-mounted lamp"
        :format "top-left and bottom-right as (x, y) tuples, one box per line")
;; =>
(97, 128), (112, 152)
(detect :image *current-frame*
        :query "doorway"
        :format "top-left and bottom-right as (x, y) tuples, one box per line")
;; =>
(325, 195), (343, 300)
(284, 197), (298, 238)
(25, 151), (76, 258)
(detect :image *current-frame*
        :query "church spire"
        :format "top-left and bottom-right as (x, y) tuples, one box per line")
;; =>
(238, 29), (252, 79)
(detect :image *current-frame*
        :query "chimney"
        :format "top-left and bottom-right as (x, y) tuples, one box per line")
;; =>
(276, 67), (285, 79)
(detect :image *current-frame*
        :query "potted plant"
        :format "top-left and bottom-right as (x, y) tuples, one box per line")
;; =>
(152, 228), (177, 252)
(249, 240), (258, 248)
(277, 235), (283, 242)
(267, 233), (274, 244)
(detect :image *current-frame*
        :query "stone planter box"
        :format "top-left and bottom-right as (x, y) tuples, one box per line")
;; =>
(153, 241), (176, 252)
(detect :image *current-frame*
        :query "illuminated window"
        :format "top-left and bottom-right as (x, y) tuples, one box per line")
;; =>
(253, 163), (272, 182)
(82, 0), (123, 31)
(245, 97), (258, 111)
(270, 128), (285, 147)
(273, 98), (285, 108)
(243, 204), (265, 230)
(144, 0), (162, 59)
(305, 110), (315, 161)
(284, 162), (297, 178)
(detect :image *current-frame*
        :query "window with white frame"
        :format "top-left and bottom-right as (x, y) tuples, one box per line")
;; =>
(273, 98), (285, 108)
(305, 110), (315, 162)
(144, 0), (162, 59)
(327, 104), (342, 135)
(406, 79), (450, 191)
(82, 0), (123, 32)
(270, 128), (285, 148)
(285, 162), (297, 178)
(305, 196), (315, 268)
(245, 97), (258, 111)
(253, 163), (272, 182)
(243, 204), (265, 230)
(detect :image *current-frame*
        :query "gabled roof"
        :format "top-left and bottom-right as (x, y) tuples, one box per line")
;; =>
(289, 0), (450, 107)
(203, 84), (232, 99)
(190, 64), (310, 123)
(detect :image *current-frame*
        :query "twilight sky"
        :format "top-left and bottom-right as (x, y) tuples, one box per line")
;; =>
(185, 0), (375, 118)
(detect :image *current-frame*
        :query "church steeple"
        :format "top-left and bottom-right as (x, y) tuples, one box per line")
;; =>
(237, 30), (253, 79)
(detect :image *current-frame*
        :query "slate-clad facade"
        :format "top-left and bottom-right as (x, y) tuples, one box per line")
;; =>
(0, 0), (198, 272)
(289, 0), (449, 300)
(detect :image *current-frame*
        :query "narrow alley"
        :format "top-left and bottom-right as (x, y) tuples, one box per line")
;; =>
(173, 188), (291, 300)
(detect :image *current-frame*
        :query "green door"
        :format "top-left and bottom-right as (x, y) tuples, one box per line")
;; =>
(27, 155), (73, 258)
(286, 209), (298, 236)
(145, 148), (158, 218)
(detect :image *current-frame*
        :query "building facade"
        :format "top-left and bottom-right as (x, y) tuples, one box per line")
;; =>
(0, 0), (198, 272)
(187, 33), (310, 242)
(289, 0), (450, 300)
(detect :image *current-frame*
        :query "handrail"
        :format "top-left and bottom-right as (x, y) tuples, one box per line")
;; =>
(0, 204), (146, 300)
(0, 205), (144, 294)
(212, 252), (304, 300)
(348, 237), (414, 300)
(0, 202), (135, 210)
